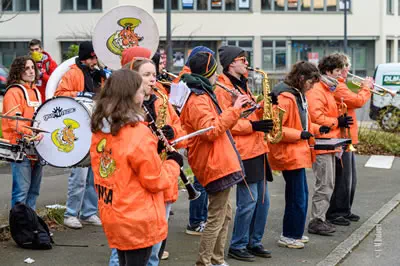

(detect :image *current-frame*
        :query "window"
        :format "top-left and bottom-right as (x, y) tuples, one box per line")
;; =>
(61, 41), (82, 60)
(1, 0), (39, 12)
(262, 40), (287, 71)
(61, 0), (102, 11)
(387, 40), (393, 63)
(154, 0), (250, 11)
(262, 0), (351, 12)
(387, 0), (394, 14)
(398, 0), (400, 15)
(0, 42), (29, 68)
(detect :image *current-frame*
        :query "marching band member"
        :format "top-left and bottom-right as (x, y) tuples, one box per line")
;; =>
(2, 56), (44, 210)
(121, 47), (186, 266)
(269, 61), (328, 248)
(179, 51), (249, 266)
(215, 46), (273, 261)
(306, 54), (353, 235)
(90, 68), (181, 266)
(326, 53), (373, 224)
(55, 41), (104, 229)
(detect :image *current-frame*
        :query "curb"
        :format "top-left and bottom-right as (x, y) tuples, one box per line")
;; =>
(317, 192), (400, 266)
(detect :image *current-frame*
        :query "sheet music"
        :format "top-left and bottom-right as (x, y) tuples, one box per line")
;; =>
(169, 81), (191, 113)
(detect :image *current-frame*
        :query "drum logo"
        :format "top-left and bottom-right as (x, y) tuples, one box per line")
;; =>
(43, 106), (76, 121)
(96, 138), (116, 178)
(107, 17), (144, 56)
(51, 119), (80, 153)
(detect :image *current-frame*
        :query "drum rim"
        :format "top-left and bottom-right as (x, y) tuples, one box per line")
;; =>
(32, 96), (93, 168)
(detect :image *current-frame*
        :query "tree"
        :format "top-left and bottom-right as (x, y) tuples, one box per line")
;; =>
(0, 0), (20, 23)
(64, 44), (79, 60)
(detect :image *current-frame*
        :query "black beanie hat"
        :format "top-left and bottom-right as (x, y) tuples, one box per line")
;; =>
(218, 45), (245, 70)
(79, 41), (96, 60)
(189, 52), (218, 78)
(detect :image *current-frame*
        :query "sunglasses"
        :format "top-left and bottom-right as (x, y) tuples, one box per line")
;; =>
(234, 56), (248, 63)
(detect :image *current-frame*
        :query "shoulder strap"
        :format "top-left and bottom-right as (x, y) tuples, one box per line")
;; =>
(5, 84), (42, 109)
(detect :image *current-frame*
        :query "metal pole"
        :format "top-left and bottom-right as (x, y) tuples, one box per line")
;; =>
(343, 0), (348, 53)
(166, 0), (173, 70)
(41, 0), (44, 46)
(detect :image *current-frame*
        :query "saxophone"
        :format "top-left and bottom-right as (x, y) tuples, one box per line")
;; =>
(153, 87), (168, 129)
(248, 67), (285, 144)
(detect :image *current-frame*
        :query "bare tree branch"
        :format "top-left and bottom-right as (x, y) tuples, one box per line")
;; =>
(0, 0), (20, 24)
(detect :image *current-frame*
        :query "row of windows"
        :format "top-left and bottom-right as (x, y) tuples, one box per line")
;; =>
(154, 0), (352, 12)
(0, 0), (102, 12)
(387, 0), (400, 15)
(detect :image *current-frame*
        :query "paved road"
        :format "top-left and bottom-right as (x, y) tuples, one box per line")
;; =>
(0, 156), (399, 265)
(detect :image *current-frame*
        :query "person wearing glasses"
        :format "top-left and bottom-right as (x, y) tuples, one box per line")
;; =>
(215, 46), (274, 262)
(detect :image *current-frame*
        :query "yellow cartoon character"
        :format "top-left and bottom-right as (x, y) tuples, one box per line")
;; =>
(51, 119), (80, 153)
(107, 17), (144, 56)
(97, 138), (116, 178)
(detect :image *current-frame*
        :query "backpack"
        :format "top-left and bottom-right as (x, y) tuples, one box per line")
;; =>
(9, 202), (53, 250)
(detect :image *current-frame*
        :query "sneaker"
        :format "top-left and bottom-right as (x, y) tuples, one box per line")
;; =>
(161, 251), (169, 260)
(80, 215), (102, 226)
(247, 245), (272, 258)
(211, 262), (229, 266)
(345, 213), (360, 222)
(328, 216), (350, 226)
(296, 235), (309, 243)
(185, 221), (206, 236)
(325, 220), (336, 232)
(228, 248), (256, 262)
(278, 236), (305, 249)
(308, 219), (335, 236)
(64, 216), (82, 229)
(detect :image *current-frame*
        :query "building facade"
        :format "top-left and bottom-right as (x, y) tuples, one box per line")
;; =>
(1, 0), (400, 80)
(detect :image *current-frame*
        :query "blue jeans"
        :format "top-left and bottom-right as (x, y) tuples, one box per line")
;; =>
(189, 176), (208, 226)
(109, 248), (119, 266)
(282, 168), (308, 239)
(64, 167), (98, 219)
(230, 180), (270, 250)
(11, 157), (43, 210)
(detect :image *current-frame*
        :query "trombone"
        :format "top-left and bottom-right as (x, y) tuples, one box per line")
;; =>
(347, 73), (396, 97)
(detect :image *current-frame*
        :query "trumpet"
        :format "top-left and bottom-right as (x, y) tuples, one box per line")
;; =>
(347, 73), (396, 97)
(161, 69), (261, 118)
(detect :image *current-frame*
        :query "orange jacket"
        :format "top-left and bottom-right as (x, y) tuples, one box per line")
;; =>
(155, 81), (169, 96)
(54, 64), (84, 97)
(2, 83), (40, 144)
(172, 66), (191, 84)
(153, 89), (186, 203)
(268, 92), (320, 170)
(215, 73), (268, 160)
(90, 122), (179, 251)
(306, 81), (340, 155)
(180, 93), (243, 187)
(334, 78), (371, 144)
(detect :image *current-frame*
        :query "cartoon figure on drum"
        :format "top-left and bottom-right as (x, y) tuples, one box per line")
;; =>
(2, 56), (44, 210)
(107, 17), (144, 55)
(51, 118), (80, 153)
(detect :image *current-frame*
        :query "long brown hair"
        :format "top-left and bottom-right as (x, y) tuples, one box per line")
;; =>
(91, 69), (144, 135)
(284, 61), (320, 90)
(122, 58), (155, 72)
(6, 56), (39, 87)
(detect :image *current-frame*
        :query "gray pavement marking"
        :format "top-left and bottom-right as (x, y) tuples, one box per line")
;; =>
(317, 191), (400, 266)
(365, 155), (395, 169)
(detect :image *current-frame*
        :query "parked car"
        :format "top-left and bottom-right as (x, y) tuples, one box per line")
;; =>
(369, 63), (400, 132)
(0, 64), (9, 95)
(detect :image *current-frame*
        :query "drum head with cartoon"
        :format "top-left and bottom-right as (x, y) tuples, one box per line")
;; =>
(32, 97), (92, 168)
(93, 5), (159, 70)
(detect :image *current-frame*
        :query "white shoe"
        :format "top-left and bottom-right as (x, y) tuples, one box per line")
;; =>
(278, 235), (305, 249)
(211, 262), (229, 266)
(297, 235), (309, 243)
(80, 215), (102, 226)
(64, 216), (83, 229)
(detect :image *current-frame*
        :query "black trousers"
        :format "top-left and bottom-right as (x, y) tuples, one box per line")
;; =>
(327, 151), (357, 219)
(117, 246), (152, 266)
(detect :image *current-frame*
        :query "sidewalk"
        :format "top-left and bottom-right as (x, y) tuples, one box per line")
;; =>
(0, 155), (399, 265)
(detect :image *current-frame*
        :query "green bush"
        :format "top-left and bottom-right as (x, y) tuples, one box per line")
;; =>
(357, 126), (400, 156)
(64, 44), (79, 60)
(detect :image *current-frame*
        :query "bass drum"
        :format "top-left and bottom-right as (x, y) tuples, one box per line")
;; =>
(32, 96), (94, 168)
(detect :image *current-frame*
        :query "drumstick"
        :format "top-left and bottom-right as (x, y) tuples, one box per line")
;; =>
(3, 104), (21, 116)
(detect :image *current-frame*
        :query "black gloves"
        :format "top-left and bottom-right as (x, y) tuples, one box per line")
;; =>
(161, 125), (175, 140)
(157, 140), (165, 154)
(319, 126), (331, 134)
(167, 151), (183, 167)
(77, 91), (95, 99)
(338, 115), (354, 128)
(300, 131), (314, 140)
(251, 119), (274, 133)
(268, 92), (278, 105)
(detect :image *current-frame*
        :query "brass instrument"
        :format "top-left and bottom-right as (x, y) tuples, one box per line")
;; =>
(143, 105), (201, 201)
(161, 69), (260, 118)
(338, 97), (356, 152)
(153, 87), (169, 129)
(348, 73), (396, 97)
(248, 67), (285, 144)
